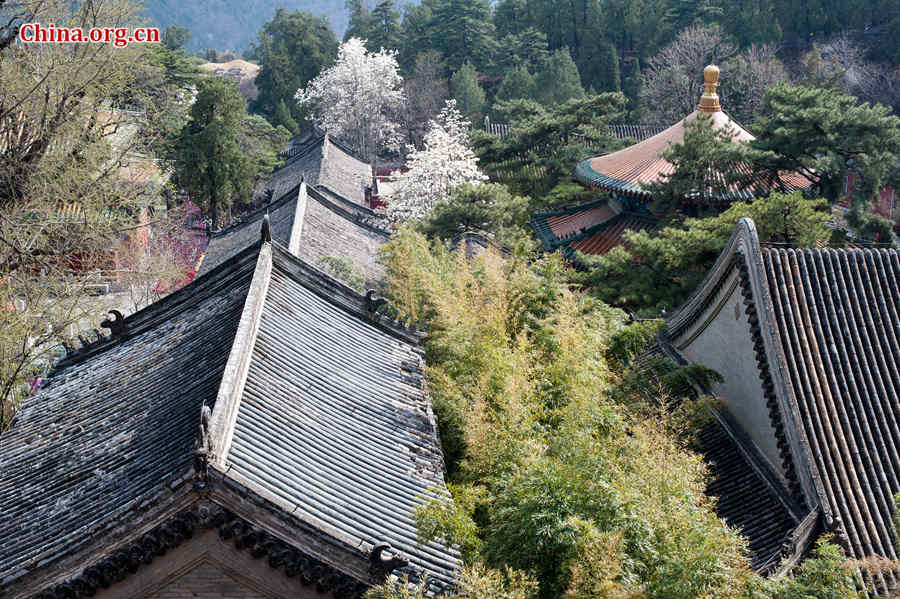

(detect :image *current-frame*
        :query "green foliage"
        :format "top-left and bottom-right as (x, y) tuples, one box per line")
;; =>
(237, 114), (291, 178)
(535, 49), (585, 106)
(272, 98), (299, 134)
(429, 0), (497, 72)
(146, 45), (199, 87)
(767, 537), (865, 599)
(379, 229), (763, 599)
(318, 255), (365, 291)
(594, 42), (622, 93)
(451, 63), (487, 123)
(251, 9), (338, 127)
(622, 59), (644, 121)
(368, 0), (402, 51)
(417, 183), (532, 246)
(496, 28), (550, 73)
(750, 84), (900, 243)
(415, 484), (485, 562)
(367, 564), (538, 599)
(496, 65), (538, 104)
(474, 94), (625, 200)
(161, 25), (191, 50)
(173, 77), (250, 228)
(345, 0), (373, 41)
(645, 113), (763, 219)
(605, 320), (665, 365)
(578, 192), (831, 314)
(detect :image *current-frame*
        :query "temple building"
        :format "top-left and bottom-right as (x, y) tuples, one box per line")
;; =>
(0, 221), (459, 599)
(256, 133), (372, 208)
(199, 182), (389, 289)
(656, 217), (900, 592)
(531, 65), (809, 259)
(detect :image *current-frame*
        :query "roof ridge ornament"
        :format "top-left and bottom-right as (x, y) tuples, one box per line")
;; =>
(100, 309), (126, 338)
(261, 213), (272, 242)
(698, 64), (722, 113)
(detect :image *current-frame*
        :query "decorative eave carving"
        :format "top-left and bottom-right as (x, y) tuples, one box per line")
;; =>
(735, 251), (805, 505)
(34, 502), (370, 599)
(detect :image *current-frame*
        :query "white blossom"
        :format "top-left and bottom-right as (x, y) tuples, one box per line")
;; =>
(382, 100), (487, 223)
(295, 38), (405, 162)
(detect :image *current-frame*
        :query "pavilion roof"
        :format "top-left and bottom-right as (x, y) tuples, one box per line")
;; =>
(530, 199), (659, 258)
(575, 66), (811, 202)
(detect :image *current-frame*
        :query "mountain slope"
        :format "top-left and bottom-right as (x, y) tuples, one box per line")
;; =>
(141, 0), (350, 53)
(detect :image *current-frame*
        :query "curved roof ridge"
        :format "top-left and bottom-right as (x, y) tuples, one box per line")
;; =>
(306, 186), (390, 237)
(210, 182), (303, 240)
(665, 217), (759, 334)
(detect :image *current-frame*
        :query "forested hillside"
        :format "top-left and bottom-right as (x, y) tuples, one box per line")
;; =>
(143, 0), (900, 65)
(141, 0), (411, 52)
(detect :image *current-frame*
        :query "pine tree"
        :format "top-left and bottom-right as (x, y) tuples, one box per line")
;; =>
(535, 48), (585, 106)
(450, 62), (487, 122)
(428, 0), (497, 72)
(369, 0), (401, 51)
(344, 0), (373, 41)
(174, 78), (251, 229)
(623, 58), (644, 121)
(597, 42), (621, 92)
(496, 64), (537, 103)
(273, 99), (299, 134)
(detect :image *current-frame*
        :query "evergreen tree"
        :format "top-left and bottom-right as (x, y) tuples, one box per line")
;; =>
(493, 0), (533, 38)
(578, 192), (832, 314)
(535, 48), (585, 106)
(344, 0), (373, 41)
(252, 9), (339, 126)
(496, 27), (550, 73)
(450, 62), (487, 122)
(495, 64), (537, 103)
(161, 26), (191, 51)
(173, 77), (251, 229)
(751, 84), (900, 242)
(369, 0), (401, 51)
(273, 98), (299, 134)
(428, 0), (497, 72)
(238, 115), (292, 178)
(582, 40), (621, 93)
(623, 58), (645, 121)
(397, 2), (434, 72)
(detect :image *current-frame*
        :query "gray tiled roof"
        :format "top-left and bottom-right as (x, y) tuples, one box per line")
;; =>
(662, 218), (900, 591)
(255, 135), (371, 207)
(0, 245), (259, 587)
(201, 184), (389, 289)
(198, 184), (302, 276)
(0, 239), (459, 594)
(225, 246), (456, 584)
(298, 186), (389, 289)
(761, 247), (900, 577)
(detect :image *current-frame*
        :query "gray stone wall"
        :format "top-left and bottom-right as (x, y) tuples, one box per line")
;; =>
(675, 271), (787, 486)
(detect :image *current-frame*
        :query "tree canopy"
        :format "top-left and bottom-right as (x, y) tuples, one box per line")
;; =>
(750, 83), (900, 241)
(173, 77), (251, 228)
(577, 192), (833, 314)
(251, 9), (339, 133)
(296, 37), (405, 161)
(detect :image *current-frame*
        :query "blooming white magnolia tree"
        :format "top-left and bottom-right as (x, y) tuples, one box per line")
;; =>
(295, 37), (405, 162)
(382, 100), (487, 223)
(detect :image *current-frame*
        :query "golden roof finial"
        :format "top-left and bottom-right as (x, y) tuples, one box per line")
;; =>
(698, 64), (721, 113)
